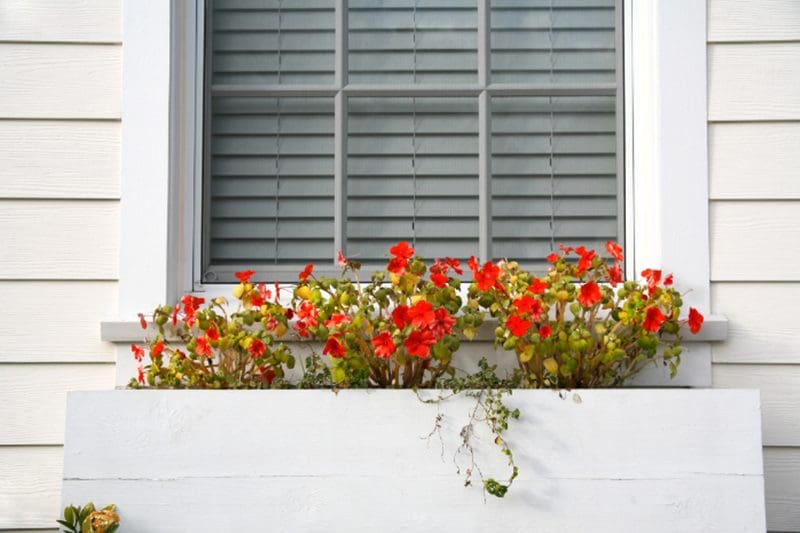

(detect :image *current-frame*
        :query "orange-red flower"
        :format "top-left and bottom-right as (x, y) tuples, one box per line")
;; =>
(546, 252), (560, 263)
(407, 300), (435, 329)
(205, 326), (220, 341)
(506, 314), (532, 337)
(528, 277), (548, 295)
(404, 329), (436, 358)
(688, 307), (704, 334)
(324, 313), (351, 329)
(137, 366), (145, 385)
(513, 295), (543, 320)
(390, 241), (415, 260)
(429, 308), (455, 338)
(171, 304), (180, 326)
(605, 241), (624, 262)
(539, 324), (552, 339)
(664, 273), (674, 286)
(248, 337), (266, 358)
(469, 258), (502, 292)
(131, 344), (145, 362)
(608, 263), (623, 286)
(641, 269), (662, 295)
(138, 313), (147, 330)
(337, 250), (347, 267)
(578, 281), (602, 307)
(298, 264), (314, 282)
(235, 270), (256, 283)
(576, 247), (596, 274)
(296, 301), (318, 328)
(387, 257), (409, 276)
(196, 336), (212, 357)
(392, 305), (410, 329)
(151, 341), (164, 357)
(372, 331), (396, 359)
(323, 335), (346, 358)
(642, 306), (666, 333)
(444, 257), (463, 275)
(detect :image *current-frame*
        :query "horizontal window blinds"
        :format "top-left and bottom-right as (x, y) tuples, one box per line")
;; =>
(204, 0), (620, 281)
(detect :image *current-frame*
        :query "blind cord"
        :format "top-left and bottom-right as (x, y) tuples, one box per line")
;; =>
(548, 0), (556, 254)
(411, 0), (418, 248)
(274, 0), (283, 264)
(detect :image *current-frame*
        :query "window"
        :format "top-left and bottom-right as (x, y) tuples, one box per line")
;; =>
(200, 0), (623, 282)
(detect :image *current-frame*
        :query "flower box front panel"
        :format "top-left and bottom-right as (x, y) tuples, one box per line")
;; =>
(62, 390), (765, 532)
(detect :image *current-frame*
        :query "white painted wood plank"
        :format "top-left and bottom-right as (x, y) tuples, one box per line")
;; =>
(0, 282), (117, 363)
(710, 122), (800, 200)
(62, 476), (766, 533)
(764, 447), (800, 532)
(0, 0), (121, 43)
(0, 446), (62, 530)
(0, 200), (119, 280)
(714, 364), (800, 446)
(0, 44), (121, 119)
(0, 364), (115, 445)
(710, 201), (800, 281)
(0, 120), (120, 199)
(712, 283), (800, 364)
(708, 0), (800, 43)
(65, 390), (763, 479)
(62, 390), (765, 532)
(709, 43), (800, 121)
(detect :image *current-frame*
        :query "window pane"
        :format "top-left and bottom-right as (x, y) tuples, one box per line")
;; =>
(491, 95), (619, 266)
(347, 97), (479, 264)
(348, 0), (478, 84)
(212, 0), (336, 85)
(491, 0), (616, 85)
(208, 96), (335, 267)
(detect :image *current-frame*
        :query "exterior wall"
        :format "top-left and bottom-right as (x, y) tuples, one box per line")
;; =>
(0, 1), (121, 530)
(707, 1), (800, 531)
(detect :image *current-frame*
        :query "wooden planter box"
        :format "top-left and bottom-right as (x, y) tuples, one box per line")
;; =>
(62, 390), (766, 532)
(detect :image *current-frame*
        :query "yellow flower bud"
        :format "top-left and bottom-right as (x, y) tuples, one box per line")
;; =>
(295, 286), (311, 300)
(232, 284), (246, 299)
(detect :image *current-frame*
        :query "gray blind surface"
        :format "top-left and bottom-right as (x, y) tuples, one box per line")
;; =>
(204, 0), (620, 280)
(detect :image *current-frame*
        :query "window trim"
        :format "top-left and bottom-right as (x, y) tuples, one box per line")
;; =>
(116, 0), (715, 384)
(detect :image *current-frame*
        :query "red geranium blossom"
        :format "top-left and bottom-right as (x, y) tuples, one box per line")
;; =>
(404, 329), (436, 358)
(337, 250), (348, 267)
(429, 308), (455, 338)
(171, 304), (180, 326)
(389, 241), (415, 260)
(546, 252), (560, 263)
(392, 305), (410, 329)
(578, 281), (602, 307)
(576, 248), (596, 274)
(506, 314), (532, 337)
(642, 306), (666, 333)
(151, 341), (164, 357)
(605, 240), (624, 262)
(257, 283), (272, 301)
(205, 326), (220, 341)
(138, 366), (145, 385)
(181, 295), (205, 326)
(444, 257), (463, 275)
(196, 336), (213, 357)
(407, 300), (435, 329)
(608, 263), (623, 287)
(513, 295), (543, 320)
(688, 307), (704, 334)
(235, 269), (256, 283)
(138, 313), (147, 330)
(387, 257), (409, 276)
(296, 301), (318, 328)
(323, 335), (346, 358)
(641, 268), (662, 295)
(664, 273), (674, 286)
(539, 324), (552, 339)
(325, 313), (352, 329)
(250, 292), (265, 307)
(248, 337), (266, 358)
(469, 257), (502, 292)
(298, 264), (314, 282)
(372, 331), (396, 359)
(131, 344), (145, 362)
(528, 277), (548, 295)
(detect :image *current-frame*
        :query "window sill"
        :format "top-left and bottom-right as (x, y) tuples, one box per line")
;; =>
(101, 315), (728, 344)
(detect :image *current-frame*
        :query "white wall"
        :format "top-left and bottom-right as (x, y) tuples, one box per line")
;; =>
(0, 1), (120, 530)
(708, 1), (800, 531)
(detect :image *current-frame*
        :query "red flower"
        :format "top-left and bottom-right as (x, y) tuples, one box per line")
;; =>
(181, 295), (205, 327)
(248, 337), (266, 358)
(429, 308), (455, 338)
(546, 253), (560, 264)
(605, 241), (624, 262)
(559, 244), (574, 255)
(261, 367), (277, 385)
(389, 241), (415, 260)
(257, 283), (272, 301)
(576, 248), (596, 274)
(513, 296), (543, 320)
(372, 331), (396, 359)
(429, 259), (451, 288)
(138, 313), (147, 330)
(137, 366), (145, 385)
(608, 263), (623, 287)
(407, 300), (435, 329)
(274, 280), (281, 301)
(641, 268), (662, 295)
(528, 277), (548, 295)
(235, 270), (256, 283)
(323, 335), (346, 358)
(151, 341), (164, 357)
(337, 250), (348, 267)
(472, 260), (502, 292)
(578, 281), (602, 307)
(467, 256), (479, 274)
(250, 292), (265, 307)
(392, 305), (410, 329)
(387, 257), (409, 276)
(297, 301), (318, 328)
(131, 344), (145, 362)
(688, 307), (704, 334)
(294, 320), (310, 338)
(642, 306), (666, 333)
(430, 271), (448, 288)
(325, 313), (352, 329)
(196, 336), (212, 357)
(506, 314), (532, 337)
(539, 324), (552, 339)
(171, 304), (180, 326)
(664, 273), (674, 286)
(206, 326), (220, 341)
(404, 329), (436, 358)
(444, 257), (463, 275)
(298, 264), (314, 282)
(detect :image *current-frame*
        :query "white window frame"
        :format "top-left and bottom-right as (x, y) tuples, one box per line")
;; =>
(114, 0), (718, 385)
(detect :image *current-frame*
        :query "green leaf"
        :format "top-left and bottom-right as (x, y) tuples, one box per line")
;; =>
(64, 506), (76, 525)
(56, 519), (76, 532)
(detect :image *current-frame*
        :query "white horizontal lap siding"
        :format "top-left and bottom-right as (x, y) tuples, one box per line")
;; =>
(708, 1), (800, 530)
(0, 0), (122, 529)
